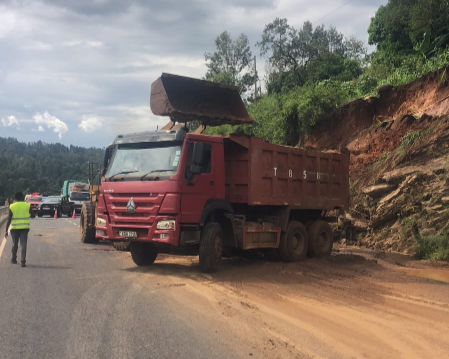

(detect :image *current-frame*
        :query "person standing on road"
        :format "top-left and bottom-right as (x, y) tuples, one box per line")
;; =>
(5, 192), (35, 267)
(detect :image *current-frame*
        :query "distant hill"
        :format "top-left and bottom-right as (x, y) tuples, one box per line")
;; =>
(0, 137), (104, 204)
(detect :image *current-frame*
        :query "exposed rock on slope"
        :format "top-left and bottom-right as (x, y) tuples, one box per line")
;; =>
(307, 66), (449, 254)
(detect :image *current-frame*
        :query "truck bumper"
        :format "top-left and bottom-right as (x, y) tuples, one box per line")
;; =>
(95, 215), (181, 247)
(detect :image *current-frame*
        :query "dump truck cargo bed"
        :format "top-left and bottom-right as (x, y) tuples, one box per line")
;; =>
(224, 134), (350, 210)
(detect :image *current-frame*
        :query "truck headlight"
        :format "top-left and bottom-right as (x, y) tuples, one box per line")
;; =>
(156, 220), (176, 230)
(96, 217), (106, 226)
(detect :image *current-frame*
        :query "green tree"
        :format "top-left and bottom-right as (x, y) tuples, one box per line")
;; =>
(204, 31), (255, 94)
(368, 0), (449, 67)
(258, 18), (366, 93)
(0, 137), (104, 204)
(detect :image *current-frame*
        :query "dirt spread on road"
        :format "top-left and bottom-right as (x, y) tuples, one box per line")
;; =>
(129, 250), (449, 358)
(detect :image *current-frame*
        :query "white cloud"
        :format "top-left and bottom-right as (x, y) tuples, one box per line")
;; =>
(38, 125), (45, 132)
(22, 41), (52, 51)
(86, 41), (103, 48)
(34, 111), (68, 139)
(78, 115), (103, 132)
(62, 40), (103, 48)
(2, 115), (20, 127)
(0, 9), (16, 39)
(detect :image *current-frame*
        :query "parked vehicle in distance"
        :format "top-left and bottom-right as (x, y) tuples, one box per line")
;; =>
(69, 191), (90, 213)
(25, 194), (43, 212)
(61, 180), (89, 197)
(38, 196), (75, 217)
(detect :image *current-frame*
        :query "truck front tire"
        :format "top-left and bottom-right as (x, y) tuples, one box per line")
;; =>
(307, 220), (333, 257)
(80, 202), (98, 244)
(199, 222), (223, 273)
(130, 242), (158, 266)
(279, 221), (308, 262)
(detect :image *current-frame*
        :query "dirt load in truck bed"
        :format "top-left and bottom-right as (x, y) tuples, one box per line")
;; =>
(122, 250), (449, 358)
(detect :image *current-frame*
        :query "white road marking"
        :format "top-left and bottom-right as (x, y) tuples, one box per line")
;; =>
(0, 227), (9, 258)
(0, 236), (6, 258)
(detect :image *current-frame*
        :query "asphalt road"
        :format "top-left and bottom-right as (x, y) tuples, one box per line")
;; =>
(0, 217), (251, 359)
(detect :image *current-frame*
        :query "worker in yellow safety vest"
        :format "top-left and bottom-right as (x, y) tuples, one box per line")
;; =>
(5, 192), (35, 267)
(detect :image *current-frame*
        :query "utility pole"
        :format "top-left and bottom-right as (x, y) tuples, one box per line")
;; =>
(254, 55), (257, 101)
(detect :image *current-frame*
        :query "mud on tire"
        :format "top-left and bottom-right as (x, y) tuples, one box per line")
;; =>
(130, 242), (158, 266)
(307, 220), (333, 257)
(279, 221), (308, 262)
(80, 202), (98, 244)
(199, 222), (223, 273)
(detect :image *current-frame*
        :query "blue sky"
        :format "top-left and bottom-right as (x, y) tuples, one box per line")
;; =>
(0, 0), (387, 148)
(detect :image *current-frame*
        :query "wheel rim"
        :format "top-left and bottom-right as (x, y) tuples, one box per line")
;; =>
(318, 232), (329, 249)
(214, 236), (222, 262)
(292, 233), (304, 254)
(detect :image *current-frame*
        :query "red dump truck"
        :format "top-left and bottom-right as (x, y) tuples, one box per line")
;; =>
(87, 74), (350, 272)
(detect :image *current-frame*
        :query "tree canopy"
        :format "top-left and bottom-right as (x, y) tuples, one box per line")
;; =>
(368, 0), (449, 67)
(0, 137), (104, 204)
(204, 31), (255, 95)
(205, 2), (449, 146)
(257, 19), (366, 93)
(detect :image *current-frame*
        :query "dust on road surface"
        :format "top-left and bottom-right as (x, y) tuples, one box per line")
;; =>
(123, 246), (449, 359)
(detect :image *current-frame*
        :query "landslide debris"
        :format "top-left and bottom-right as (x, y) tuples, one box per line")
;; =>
(306, 66), (449, 256)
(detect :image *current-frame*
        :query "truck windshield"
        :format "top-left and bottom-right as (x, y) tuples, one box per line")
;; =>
(106, 142), (182, 181)
(45, 198), (61, 204)
(70, 192), (90, 201)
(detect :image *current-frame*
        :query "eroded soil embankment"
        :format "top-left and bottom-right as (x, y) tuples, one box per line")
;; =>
(306, 67), (449, 253)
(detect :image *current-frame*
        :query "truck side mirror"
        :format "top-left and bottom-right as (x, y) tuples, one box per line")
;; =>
(190, 142), (205, 175)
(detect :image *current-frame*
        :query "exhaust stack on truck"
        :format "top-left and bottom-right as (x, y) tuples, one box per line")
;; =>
(86, 73), (349, 272)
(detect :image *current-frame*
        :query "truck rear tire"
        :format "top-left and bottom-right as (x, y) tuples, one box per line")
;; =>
(130, 242), (158, 266)
(199, 222), (223, 273)
(279, 221), (308, 262)
(307, 220), (333, 257)
(80, 202), (98, 244)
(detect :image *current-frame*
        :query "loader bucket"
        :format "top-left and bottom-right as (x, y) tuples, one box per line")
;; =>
(150, 73), (254, 126)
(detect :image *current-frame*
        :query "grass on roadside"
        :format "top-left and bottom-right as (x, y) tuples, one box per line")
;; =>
(416, 231), (449, 261)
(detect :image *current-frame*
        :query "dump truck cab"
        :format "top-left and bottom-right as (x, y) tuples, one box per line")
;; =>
(96, 128), (226, 248)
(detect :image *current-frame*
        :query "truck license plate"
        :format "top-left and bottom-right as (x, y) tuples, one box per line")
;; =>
(119, 230), (137, 238)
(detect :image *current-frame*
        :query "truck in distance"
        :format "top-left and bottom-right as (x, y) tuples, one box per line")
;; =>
(86, 73), (350, 272)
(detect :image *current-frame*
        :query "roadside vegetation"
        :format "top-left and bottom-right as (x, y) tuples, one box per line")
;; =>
(0, 137), (104, 204)
(204, 0), (449, 145)
(416, 232), (449, 261)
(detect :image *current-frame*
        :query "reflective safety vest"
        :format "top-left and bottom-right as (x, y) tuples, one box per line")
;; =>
(10, 202), (31, 230)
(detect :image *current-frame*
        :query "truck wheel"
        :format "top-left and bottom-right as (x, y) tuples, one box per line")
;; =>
(279, 221), (308, 262)
(130, 242), (158, 266)
(80, 202), (98, 244)
(199, 222), (223, 273)
(38, 212), (42, 218)
(307, 220), (333, 257)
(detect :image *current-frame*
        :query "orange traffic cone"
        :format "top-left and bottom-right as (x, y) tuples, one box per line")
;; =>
(54, 210), (58, 219)
(72, 210), (76, 219)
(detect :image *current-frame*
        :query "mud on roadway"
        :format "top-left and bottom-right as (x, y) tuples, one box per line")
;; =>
(122, 246), (449, 359)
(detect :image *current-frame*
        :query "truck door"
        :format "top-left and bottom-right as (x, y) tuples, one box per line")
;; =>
(180, 140), (220, 224)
